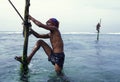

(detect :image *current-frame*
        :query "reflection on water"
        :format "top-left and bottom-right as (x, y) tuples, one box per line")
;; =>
(18, 70), (30, 82)
(19, 73), (70, 82)
(18, 69), (71, 82)
(20, 74), (29, 82)
(95, 40), (103, 68)
(47, 73), (71, 82)
(95, 40), (102, 56)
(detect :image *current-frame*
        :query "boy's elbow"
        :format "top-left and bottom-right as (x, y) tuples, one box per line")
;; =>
(33, 35), (40, 38)
(36, 36), (41, 38)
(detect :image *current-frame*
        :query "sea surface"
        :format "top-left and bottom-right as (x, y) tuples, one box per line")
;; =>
(0, 32), (120, 82)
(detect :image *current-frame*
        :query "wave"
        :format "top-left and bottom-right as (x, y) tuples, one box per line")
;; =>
(62, 32), (96, 34)
(62, 32), (120, 35)
(0, 31), (22, 34)
(107, 32), (120, 35)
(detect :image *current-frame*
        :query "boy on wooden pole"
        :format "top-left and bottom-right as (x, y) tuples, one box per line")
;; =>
(15, 15), (65, 75)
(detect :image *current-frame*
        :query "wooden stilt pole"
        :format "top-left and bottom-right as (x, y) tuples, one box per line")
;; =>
(20, 0), (31, 78)
(97, 31), (99, 41)
(8, 0), (31, 80)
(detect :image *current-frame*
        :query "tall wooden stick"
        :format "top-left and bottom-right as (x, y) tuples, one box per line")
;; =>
(20, 0), (30, 77)
(97, 31), (99, 41)
(8, 0), (31, 80)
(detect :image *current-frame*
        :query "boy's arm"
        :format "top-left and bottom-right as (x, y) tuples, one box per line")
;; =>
(30, 29), (50, 39)
(29, 15), (56, 31)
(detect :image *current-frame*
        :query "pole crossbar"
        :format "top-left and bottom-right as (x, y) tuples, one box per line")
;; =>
(8, 0), (24, 21)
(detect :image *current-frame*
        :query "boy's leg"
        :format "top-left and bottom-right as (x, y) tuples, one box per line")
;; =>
(54, 64), (62, 75)
(27, 39), (52, 63)
(15, 39), (52, 64)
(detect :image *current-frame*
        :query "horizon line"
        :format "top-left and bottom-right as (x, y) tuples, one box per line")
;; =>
(0, 31), (120, 35)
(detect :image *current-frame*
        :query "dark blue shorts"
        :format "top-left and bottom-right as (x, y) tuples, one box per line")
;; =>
(48, 52), (65, 69)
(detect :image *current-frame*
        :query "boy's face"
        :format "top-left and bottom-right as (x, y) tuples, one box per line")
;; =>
(46, 19), (54, 26)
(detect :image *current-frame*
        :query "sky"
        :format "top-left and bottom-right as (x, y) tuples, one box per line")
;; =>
(0, 0), (120, 33)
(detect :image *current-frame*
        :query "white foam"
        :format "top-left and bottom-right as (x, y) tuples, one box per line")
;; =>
(0, 31), (22, 34)
(107, 32), (120, 35)
(62, 32), (96, 34)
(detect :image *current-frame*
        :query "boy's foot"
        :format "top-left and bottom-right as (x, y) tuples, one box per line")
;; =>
(15, 56), (24, 64)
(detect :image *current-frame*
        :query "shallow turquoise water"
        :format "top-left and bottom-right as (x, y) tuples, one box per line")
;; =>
(0, 32), (120, 82)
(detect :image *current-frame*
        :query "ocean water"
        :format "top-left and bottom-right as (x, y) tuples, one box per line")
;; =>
(0, 32), (120, 82)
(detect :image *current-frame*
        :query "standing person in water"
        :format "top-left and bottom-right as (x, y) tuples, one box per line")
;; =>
(96, 22), (101, 33)
(96, 19), (101, 41)
(15, 15), (65, 75)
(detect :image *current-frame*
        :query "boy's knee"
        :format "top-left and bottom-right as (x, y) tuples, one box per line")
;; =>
(37, 40), (44, 45)
(56, 68), (63, 76)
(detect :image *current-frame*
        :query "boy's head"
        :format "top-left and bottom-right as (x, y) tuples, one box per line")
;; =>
(46, 18), (59, 28)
